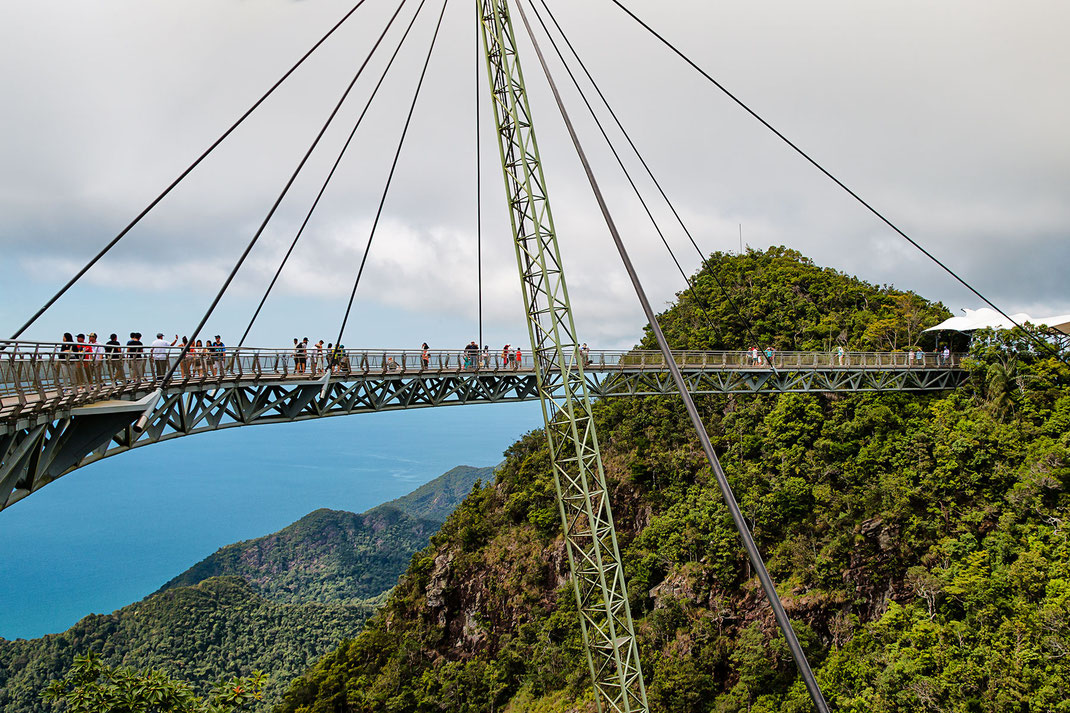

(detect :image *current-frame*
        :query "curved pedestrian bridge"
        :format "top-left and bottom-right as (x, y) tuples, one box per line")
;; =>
(0, 342), (966, 511)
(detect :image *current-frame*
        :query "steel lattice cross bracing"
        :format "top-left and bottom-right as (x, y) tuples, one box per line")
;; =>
(479, 0), (649, 706)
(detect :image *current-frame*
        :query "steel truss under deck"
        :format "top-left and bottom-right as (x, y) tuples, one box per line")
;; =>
(0, 365), (965, 512)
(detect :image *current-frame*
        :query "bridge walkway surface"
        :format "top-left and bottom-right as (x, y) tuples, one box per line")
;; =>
(0, 343), (967, 510)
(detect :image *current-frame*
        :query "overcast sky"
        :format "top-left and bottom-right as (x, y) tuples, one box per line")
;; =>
(1, 0), (1067, 350)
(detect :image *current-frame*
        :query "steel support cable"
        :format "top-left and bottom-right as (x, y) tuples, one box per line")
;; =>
(238, 0), (431, 348)
(334, 0), (450, 348)
(8, 0), (373, 343)
(475, 9), (484, 353)
(606, 0), (1070, 371)
(532, 0), (777, 365)
(512, 2), (831, 712)
(152, 0), (412, 397)
(525, 0), (779, 374)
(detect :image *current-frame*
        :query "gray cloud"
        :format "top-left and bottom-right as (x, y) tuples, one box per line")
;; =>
(2, 0), (1068, 348)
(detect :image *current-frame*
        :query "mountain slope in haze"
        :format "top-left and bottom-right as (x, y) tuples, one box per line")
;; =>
(0, 577), (372, 712)
(371, 465), (498, 523)
(159, 465), (494, 604)
(277, 248), (1070, 712)
(0, 464), (496, 713)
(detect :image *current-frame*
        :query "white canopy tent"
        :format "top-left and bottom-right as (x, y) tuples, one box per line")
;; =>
(925, 308), (1070, 335)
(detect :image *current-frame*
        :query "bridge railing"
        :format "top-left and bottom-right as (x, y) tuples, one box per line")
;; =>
(0, 341), (965, 417)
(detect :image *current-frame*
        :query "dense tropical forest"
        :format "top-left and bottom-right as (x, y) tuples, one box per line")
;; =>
(0, 577), (372, 711)
(1, 466), (492, 712)
(275, 248), (1070, 712)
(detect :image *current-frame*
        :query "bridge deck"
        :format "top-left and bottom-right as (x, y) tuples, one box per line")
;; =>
(1, 346), (964, 427)
(0, 345), (967, 509)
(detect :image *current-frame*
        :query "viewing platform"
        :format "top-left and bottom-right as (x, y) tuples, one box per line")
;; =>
(1, 342), (966, 428)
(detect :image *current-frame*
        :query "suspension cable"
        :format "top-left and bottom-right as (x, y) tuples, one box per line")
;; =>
(475, 6), (484, 352)
(155, 0), (412, 391)
(514, 2), (830, 709)
(606, 0), (1070, 370)
(527, 0), (780, 371)
(238, 0), (431, 347)
(333, 0), (450, 348)
(532, 0), (776, 361)
(9, 0), (373, 342)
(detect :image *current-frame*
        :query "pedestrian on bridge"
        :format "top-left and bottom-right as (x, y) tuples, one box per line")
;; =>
(464, 341), (478, 370)
(421, 343), (430, 370)
(502, 345), (510, 368)
(311, 340), (324, 375)
(71, 334), (90, 390)
(127, 333), (144, 382)
(105, 333), (124, 383)
(210, 336), (225, 377)
(57, 333), (75, 359)
(87, 333), (105, 385)
(173, 336), (194, 379)
(150, 333), (172, 381)
(515, 346), (522, 370)
(293, 338), (307, 375)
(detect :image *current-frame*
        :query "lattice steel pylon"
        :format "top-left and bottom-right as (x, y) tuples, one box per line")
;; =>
(477, 1), (648, 711)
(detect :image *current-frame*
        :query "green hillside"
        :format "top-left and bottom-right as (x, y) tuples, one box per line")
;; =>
(160, 465), (493, 603)
(3, 464), (492, 713)
(371, 465), (498, 524)
(158, 507), (440, 605)
(0, 577), (371, 712)
(276, 248), (1070, 712)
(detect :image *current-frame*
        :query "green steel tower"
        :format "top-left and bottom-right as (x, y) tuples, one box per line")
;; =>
(477, 1), (648, 710)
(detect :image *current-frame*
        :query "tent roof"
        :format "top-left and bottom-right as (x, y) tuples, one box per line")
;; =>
(925, 307), (1070, 335)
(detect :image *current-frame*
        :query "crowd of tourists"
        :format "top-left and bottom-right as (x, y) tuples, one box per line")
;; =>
(45, 331), (957, 391)
(46, 332), (550, 389)
(51, 332), (229, 386)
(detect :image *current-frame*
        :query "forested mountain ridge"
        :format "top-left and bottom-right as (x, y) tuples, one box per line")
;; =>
(160, 465), (494, 603)
(2, 464), (493, 712)
(371, 465), (498, 524)
(0, 577), (373, 711)
(158, 507), (441, 605)
(277, 248), (1070, 713)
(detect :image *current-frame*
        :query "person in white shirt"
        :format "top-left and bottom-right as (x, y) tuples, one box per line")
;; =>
(150, 333), (174, 380)
(86, 333), (105, 384)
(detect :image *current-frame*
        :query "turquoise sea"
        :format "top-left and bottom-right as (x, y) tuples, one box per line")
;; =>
(0, 402), (544, 639)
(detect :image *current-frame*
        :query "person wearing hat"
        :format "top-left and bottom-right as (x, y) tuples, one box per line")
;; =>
(85, 333), (105, 385)
(127, 332), (145, 382)
(211, 335), (226, 377)
(150, 332), (175, 381)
